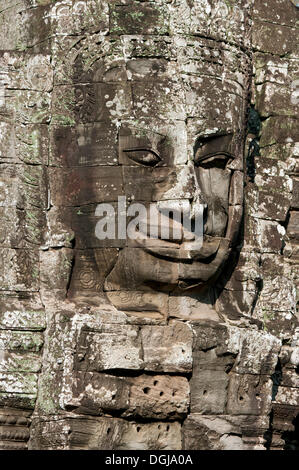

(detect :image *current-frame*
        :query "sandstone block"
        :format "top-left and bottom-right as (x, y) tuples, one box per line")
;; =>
(141, 322), (193, 373)
(75, 325), (143, 372)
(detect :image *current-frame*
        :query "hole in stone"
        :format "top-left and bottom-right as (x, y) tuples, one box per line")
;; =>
(143, 387), (150, 394)
(239, 396), (244, 401)
(154, 380), (158, 386)
(160, 391), (164, 397)
(203, 390), (207, 395)
(107, 428), (111, 435)
(136, 426), (141, 433)
(182, 349), (185, 354)
(172, 391), (176, 397)
(256, 393), (260, 398)
(158, 425), (161, 430)
(166, 425), (170, 432)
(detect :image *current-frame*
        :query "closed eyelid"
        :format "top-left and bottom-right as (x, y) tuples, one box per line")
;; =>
(123, 148), (161, 158)
(194, 152), (234, 170)
(194, 133), (234, 164)
(123, 148), (162, 167)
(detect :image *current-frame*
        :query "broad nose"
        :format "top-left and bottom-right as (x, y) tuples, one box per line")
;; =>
(158, 161), (202, 201)
(154, 162), (207, 243)
(154, 161), (207, 209)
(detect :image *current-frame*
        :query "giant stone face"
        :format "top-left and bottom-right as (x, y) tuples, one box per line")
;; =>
(50, 20), (249, 322)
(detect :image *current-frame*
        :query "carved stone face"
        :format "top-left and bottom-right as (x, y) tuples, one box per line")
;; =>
(105, 125), (243, 283)
(52, 35), (248, 319)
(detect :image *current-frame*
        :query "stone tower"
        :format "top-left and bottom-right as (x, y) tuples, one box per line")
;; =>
(0, 0), (298, 450)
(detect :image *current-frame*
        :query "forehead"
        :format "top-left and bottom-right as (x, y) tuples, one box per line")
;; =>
(52, 34), (249, 166)
(51, 0), (250, 128)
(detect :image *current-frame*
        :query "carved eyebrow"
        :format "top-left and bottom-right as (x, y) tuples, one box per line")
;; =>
(195, 151), (234, 164)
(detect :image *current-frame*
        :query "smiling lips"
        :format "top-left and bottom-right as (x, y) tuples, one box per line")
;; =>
(129, 227), (222, 262)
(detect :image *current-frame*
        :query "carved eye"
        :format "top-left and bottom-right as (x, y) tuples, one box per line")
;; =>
(194, 152), (233, 169)
(123, 148), (161, 167)
(194, 134), (234, 169)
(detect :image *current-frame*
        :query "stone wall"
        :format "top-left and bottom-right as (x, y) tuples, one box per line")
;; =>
(0, 0), (298, 450)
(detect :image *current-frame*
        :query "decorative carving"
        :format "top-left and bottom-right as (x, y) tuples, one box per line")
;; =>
(0, 408), (32, 450)
(0, 0), (298, 453)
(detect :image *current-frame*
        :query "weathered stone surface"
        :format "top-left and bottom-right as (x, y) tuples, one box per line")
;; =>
(40, 248), (73, 300)
(141, 322), (193, 373)
(0, 0), (298, 453)
(252, 21), (297, 56)
(68, 371), (189, 420)
(0, 408), (31, 450)
(0, 164), (48, 210)
(49, 122), (118, 167)
(0, 207), (46, 248)
(0, 1), (51, 53)
(247, 178), (292, 222)
(0, 303), (45, 331)
(67, 372), (130, 415)
(68, 249), (118, 300)
(75, 325), (143, 372)
(110, 1), (169, 36)
(168, 294), (220, 322)
(118, 420), (182, 451)
(288, 212), (299, 239)
(0, 371), (38, 409)
(260, 117), (298, 147)
(226, 328), (281, 376)
(183, 414), (269, 450)
(292, 178), (299, 209)
(125, 374), (189, 420)
(49, 166), (124, 206)
(0, 248), (39, 292)
(253, 276), (297, 338)
(227, 373), (273, 416)
(215, 289), (257, 321)
(275, 387), (299, 407)
(244, 217), (285, 254)
(29, 415), (182, 450)
(0, 352), (41, 373)
(253, 0), (298, 27)
(0, 331), (43, 353)
(280, 370), (299, 389)
(49, 0), (109, 37)
(192, 323), (281, 375)
(0, 372), (38, 395)
(190, 368), (229, 415)
(190, 324), (281, 420)
(270, 402), (299, 449)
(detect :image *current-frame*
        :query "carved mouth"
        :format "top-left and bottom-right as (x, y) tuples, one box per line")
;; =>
(131, 233), (221, 262)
